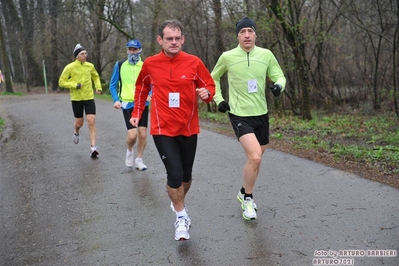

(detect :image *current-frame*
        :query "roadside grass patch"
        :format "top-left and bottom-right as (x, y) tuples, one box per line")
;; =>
(270, 112), (399, 174)
(1, 91), (24, 96)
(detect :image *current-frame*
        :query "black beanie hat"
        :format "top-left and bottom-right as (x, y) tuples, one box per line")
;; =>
(73, 44), (86, 58)
(236, 17), (256, 35)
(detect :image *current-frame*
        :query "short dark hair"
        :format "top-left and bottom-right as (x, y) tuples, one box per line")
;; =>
(158, 19), (184, 38)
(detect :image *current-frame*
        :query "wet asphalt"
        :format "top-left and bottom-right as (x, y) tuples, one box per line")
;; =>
(0, 93), (398, 266)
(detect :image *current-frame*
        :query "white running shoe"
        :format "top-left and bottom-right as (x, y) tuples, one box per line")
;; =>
(170, 202), (191, 227)
(237, 191), (258, 220)
(73, 133), (79, 144)
(237, 190), (257, 209)
(241, 197), (257, 220)
(135, 158), (147, 171)
(90, 146), (99, 158)
(125, 150), (134, 167)
(174, 217), (190, 241)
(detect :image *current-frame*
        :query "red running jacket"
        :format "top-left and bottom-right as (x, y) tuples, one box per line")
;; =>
(132, 50), (215, 137)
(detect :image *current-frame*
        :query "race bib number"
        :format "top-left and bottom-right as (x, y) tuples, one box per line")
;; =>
(169, 93), (180, 108)
(248, 79), (257, 93)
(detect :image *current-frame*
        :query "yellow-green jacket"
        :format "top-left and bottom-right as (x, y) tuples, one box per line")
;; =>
(59, 60), (102, 101)
(211, 45), (286, 116)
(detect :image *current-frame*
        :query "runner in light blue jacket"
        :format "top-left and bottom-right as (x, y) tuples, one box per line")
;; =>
(109, 39), (151, 170)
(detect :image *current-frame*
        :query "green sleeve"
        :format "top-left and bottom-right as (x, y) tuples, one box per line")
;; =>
(267, 53), (286, 91)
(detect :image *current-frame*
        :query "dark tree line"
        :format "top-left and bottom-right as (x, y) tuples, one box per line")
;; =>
(0, 0), (398, 118)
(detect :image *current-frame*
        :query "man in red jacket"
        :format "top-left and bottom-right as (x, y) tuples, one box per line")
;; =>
(130, 19), (215, 241)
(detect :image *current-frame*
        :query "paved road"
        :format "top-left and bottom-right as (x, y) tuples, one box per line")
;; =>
(0, 93), (398, 266)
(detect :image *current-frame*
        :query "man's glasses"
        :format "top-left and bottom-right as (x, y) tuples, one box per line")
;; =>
(163, 36), (182, 42)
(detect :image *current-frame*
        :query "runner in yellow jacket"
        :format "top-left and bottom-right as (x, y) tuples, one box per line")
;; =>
(59, 44), (102, 158)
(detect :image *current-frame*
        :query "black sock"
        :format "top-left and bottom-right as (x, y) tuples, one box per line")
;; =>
(244, 193), (253, 199)
(241, 187), (253, 199)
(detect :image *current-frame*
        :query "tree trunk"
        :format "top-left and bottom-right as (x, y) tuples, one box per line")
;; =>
(269, 0), (312, 120)
(1, 0), (24, 84)
(50, 0), (59, 92)
(19, 0), (43, 89)
(151, 0), (163, 55)
(393, 0), (399, 118)
(212, 0), (228, 104)
(0, 18), (13, 93)
(92, 1), (104, 77)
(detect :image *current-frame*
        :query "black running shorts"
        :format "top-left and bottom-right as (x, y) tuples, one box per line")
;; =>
(123, 105), (149, 130)
(71, 100), (96, 118)
(228, 113), (270, 145)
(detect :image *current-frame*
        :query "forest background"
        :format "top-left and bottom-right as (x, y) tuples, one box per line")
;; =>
(0, 0), (398, 187)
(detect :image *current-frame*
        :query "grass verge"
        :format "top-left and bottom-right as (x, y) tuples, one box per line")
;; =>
(269, 113), (399, 175)
(0, 91), (24, 96)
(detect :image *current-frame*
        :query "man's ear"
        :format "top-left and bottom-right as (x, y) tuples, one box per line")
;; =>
(157, 35), (163, 45)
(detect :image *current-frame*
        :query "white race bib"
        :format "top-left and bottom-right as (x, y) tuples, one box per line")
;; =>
(248, 79), (257, 93)
(169, 92), (180, 108)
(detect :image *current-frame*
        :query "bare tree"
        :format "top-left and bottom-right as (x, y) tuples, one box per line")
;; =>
(19, 0), (43, 90)
(1, 0), (25, 84)
(86, 0), (106, 76)
(331, 0), (398, 114)
(0, 14), (13, 93)
(268, 0), (312, 120)
(0, 0), (397, 119)
(394, 0), (399, 117)
(49, 0), (60, 92)
(210, 0), (230, 110)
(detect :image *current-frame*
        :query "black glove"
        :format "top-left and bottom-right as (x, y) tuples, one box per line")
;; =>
(270, 84), (282, 97)
(76, 83), (81, 89)
(218, 101), (230, 113)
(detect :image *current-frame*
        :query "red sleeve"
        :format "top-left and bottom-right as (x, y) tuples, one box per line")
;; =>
(197, 59), (216, 103)
(132, 64), (151, 119)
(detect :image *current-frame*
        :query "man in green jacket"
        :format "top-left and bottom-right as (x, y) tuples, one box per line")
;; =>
(59, 44), (102, 158)
(211, 17), (286, 221)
